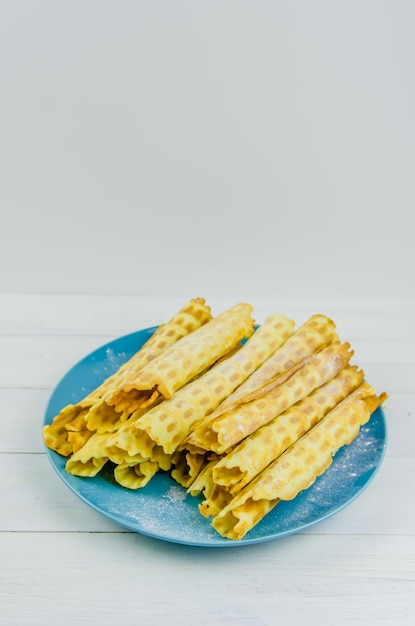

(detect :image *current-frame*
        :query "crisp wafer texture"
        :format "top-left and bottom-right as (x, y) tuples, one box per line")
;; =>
(179, 314), (339, 450)
(114, 460), (160, 489)
(199, 483), (233, 518)
(211, 365), (365, 494)
(65, 432), (111, 477)
(179, 357), (310, 455)
(84, 297), (212, 432)
(170, 450), (209, 488)
(65, 428), (172, 480)
(220, 313), (338, 407)
(212, 388), (388, 540)
(109, 312), (296, 459)
(186, 341), (354, 454)
(43, 297), (212, 453)
(187, 458), (219, 497)
(66, 427), (95, 453)
(64, 428), (147, 477)
(42, 405), (91, 457)
(106, 303), (255, 413)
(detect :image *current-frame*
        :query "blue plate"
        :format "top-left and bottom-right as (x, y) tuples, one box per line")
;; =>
(43, 327), (387, 547)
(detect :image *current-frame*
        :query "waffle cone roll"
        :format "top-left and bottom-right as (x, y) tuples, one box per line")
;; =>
(43, 405), (92, 457)
(212, 387), (388, 540)
(212, 365), (365, 493)
(43, 297), (212, 454)
(199, 484), (233, 518)
(187, 458), (219, 497)
(184, 458), (232, 518)
(65, 433), (147, 477)
(114, 461), (159, 489)
(186, 341), (354, 454)
(105, 302), (255, 415)
(179, 357), (309, 455)
(66, 427), (95, 454)
(113, 449), (171, 489)
(186, 458), (234, 517)
(86, 402), (150, 437)
(220, 314), (338, 408)
(109, 312), (294, 460)
(170, 450), (209, 488)
(65, 424), (172, 479)
(113, 460), (160, 489)
(84, 297), (212, 432)
(105, 442), (170, 470)
(65, 432), (112, 477)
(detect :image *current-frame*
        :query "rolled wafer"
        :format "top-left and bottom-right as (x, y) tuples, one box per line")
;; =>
(65, 432), (111, 477)
(179, 314), (340, 451)
(112, 445), (172, 489)
(42, 404), (93, 457)
(186, 341), (354, 455)
(106, 303), (256, 414)
(114, 460), (160, 489)
(211, 365), (365, 494)
(84, 297), (212, 432)
(108, 312), (294, 462)
(220, 313), (338, 408)
(43, 297), (212, 454)
(187, 458), (220, 497)
(212, 388), (388, 540)
(170, 450), (209, 488)
(199, 483), (233, 519)
(65, 419), (172, 478)
(185, 457), (233, 518)
(66, 427), (95, 453)
(179, 357), (309, 456)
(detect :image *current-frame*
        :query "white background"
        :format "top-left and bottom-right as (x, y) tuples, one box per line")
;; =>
(1, 1), (414, 300)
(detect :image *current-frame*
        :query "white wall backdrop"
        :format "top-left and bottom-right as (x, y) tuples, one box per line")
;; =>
(1, 1), (414, 300)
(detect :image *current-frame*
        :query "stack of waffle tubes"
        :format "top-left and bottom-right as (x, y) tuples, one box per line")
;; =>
(42, 297), (213, 456)
(43, 299), (388, 540)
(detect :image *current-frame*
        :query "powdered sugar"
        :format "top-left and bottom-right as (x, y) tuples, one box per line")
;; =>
(164, 485), (188, 504)
(105, 347), (129, 371)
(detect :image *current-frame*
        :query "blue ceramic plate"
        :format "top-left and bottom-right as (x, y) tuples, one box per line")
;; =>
(43, 327), (387, 547)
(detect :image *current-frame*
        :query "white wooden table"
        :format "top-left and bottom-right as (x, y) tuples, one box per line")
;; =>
(1, 294), (414, 625)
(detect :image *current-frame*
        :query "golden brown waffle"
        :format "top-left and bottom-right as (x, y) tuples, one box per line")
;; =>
(187, 458), (219, 497)
(84, 297), (212, 430)
(211, 365), (365, 494)
(170, 450), (208, 488)
(42, 405), (90, 457)
(109, 312), (297, 459)
(113, 460), (160, 489)
(65, 432), (111, 477)
(220, 313), (338, 407)
(43, 297), (212, 454)
(106, 303), (255, 414)
(212, 388), (388, 540)
(198, 484), (233, 518)
(64, 428), (174, 478)
(186, 341), (354, 454)
(179, 356), (310, 451)
(66, 428), (95, 453)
